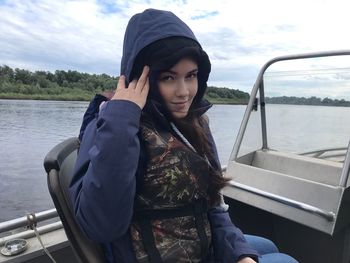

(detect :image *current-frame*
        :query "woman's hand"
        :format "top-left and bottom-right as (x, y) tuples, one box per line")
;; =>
(112, 66), (150, 109)
(237, 257), (256, 263)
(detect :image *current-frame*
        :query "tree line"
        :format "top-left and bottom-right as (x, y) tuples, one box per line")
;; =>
(265, 96), (350, 107)
(0, 65), (250, 103)
(0, 65), (118, 100)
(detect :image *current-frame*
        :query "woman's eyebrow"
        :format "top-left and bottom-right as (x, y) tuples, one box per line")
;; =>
(162, 68), (198, 75)
(187, 69), (199, 74)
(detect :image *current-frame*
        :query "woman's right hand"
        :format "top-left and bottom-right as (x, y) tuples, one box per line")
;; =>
(237, 257), (257, 263)
(112, 66), (150, 110)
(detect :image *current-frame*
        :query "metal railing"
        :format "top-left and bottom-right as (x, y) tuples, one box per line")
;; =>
(0, 208), (62, 246)
(300, 147), (347, 161)
(0, 209), (58, 233)
(228, 181), (336, 221)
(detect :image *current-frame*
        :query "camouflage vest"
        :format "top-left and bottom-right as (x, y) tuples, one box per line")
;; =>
(130, 120), (212, 263)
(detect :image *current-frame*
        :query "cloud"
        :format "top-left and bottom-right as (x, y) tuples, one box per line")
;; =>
(97, 0), (125, 14)
(0, 0), (129, 74)
(0, 0), (350, 96)
(191, 10), (219, 20)
(264, 68), (350, 100)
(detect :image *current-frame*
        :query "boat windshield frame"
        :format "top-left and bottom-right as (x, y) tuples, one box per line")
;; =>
(230, 50), (350, 187)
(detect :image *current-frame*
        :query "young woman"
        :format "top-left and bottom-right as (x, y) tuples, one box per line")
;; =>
(70, 8), (298, 263)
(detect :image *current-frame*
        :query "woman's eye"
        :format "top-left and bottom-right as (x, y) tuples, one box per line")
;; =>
(160, 75), (174, 81)
(186, 72), (198, 79)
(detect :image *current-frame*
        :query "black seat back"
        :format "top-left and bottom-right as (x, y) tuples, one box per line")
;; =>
(44, 137), (106, 263)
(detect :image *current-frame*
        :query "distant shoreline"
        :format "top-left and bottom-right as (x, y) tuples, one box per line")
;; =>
(2, 95), (349, 107)
(0, 94), (248, 105)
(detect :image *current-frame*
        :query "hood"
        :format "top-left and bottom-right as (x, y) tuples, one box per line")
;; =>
(121, 8), (201, 81)
(120, 8), (212, 119)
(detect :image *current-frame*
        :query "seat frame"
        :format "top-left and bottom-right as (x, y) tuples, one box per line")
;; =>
(44, 137), (106, 263)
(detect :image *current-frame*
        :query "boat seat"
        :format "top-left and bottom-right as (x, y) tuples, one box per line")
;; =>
(44, 137), (106, 263)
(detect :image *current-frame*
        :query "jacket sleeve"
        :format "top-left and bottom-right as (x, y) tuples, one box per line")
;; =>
(208, 207), (259, 262)
(69, 99), (141, 242)
(203, 117), (259, 262)
(78, 94), (110, 141)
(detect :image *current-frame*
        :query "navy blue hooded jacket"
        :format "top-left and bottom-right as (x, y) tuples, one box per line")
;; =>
(69, 9), (258, 262)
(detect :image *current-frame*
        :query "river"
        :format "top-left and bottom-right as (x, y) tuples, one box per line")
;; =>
(0, 99), (349, 222)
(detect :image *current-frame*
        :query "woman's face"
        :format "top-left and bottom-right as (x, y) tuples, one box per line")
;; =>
(157, 58), (198, 119)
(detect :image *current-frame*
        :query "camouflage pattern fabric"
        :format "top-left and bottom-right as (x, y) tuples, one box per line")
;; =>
(131, 122), (212, 262)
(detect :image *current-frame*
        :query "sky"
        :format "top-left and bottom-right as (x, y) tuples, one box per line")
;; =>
(1, 0), (350, 95)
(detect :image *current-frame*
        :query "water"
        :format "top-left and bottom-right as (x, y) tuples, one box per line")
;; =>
(0, 100), (89, 222)
(0, 100), (246, 222)
(0, 100), (349, 222)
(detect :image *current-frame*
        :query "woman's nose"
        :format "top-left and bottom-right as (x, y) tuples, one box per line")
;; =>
(175, 79), (189, 97)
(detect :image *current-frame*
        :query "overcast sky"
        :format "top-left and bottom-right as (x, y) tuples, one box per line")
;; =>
(1, 0), (350, 94)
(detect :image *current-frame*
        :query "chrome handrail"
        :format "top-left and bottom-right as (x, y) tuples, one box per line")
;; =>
(0, 208), (58, 233)
(300, 147), (347, 158)
(228, 181), (336, 221)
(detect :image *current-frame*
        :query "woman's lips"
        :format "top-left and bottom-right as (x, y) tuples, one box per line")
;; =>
(172, 101), (187, 105)
(171, 101), (188, 111)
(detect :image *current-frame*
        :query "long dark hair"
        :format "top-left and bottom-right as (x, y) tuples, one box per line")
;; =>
(143, 70), (229, 205)
(133, 37), (229, 205)
(173, 113), (230, 206)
